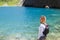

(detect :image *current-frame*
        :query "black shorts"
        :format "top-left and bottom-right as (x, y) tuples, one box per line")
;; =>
(39, 36), (46, 40)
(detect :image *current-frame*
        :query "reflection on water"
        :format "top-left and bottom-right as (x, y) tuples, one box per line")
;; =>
(0, 7), (60, 40)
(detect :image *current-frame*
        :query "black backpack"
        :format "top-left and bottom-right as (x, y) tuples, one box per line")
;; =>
(43, 25), (49, 36)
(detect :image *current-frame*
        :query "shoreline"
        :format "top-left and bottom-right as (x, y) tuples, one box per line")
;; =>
(0, 5), (60, 10)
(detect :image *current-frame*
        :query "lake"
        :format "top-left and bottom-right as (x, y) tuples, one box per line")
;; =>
(0, 7), (60, 40)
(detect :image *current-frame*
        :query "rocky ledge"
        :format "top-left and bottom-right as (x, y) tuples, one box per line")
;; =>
(23, 0), (60, 8)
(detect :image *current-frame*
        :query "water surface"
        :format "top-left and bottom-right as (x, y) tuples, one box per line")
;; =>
(0, 7), (60, 40)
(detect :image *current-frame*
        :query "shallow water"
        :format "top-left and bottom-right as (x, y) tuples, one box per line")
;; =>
(0, 7), (60, 40)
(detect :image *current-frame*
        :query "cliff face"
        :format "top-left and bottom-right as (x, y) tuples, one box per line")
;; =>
(23, 0), (60, 8)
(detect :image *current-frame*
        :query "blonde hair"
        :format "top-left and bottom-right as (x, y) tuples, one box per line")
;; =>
(40, 15), (46, 24)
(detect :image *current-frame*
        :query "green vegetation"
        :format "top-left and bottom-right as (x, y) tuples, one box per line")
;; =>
(0, 0), (20, 6)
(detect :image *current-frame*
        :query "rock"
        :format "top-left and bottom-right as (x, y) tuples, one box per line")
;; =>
(23, 0), (60, 8)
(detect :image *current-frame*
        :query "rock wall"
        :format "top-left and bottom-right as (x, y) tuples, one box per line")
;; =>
(23, 0), (60, 8)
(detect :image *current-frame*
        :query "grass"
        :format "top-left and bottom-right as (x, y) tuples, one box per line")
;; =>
(0, 2), (5, 6)
(0, 0), (20, 6)
(7, 0), (19, 6)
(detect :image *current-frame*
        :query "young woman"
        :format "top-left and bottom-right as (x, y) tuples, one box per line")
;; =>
(38, 16), (49, 40)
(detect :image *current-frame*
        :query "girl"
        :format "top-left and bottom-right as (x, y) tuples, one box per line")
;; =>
(38, 16), (49, 40)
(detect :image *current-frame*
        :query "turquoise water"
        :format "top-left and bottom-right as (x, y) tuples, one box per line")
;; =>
(0, 7), (60, 40)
